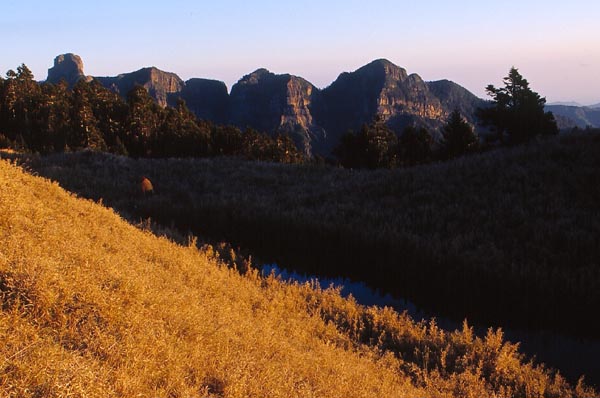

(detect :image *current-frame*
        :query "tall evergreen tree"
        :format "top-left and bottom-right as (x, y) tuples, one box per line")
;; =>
(1, 65), (43, 149)
(362, 116), (399, 169)
(69, 80), (106, 151)
(439, 110), (479, 159)
(126, 85), (162, 156)
(0, 63), (305, 165)
(155, 98), (210, 157)
(477, 67), (558, 144)
(398, 126), (433, 166)
(86, 79), (128, 152)
(274, 133), (304, 164)
(40, 80), (71, 152)
(334, 116), (398, 169)
(211, 125), (244, 156)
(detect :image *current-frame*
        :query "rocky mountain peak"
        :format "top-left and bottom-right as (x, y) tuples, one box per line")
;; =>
(229, 69), (323, 156)
(46, 53), (90, 86)
(97, 66), (184, 107)
(43, 54), (490, 157)
(237, 68), (277, 85)
(356, 58), (408, 83)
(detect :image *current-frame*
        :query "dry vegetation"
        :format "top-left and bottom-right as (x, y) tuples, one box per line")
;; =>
(8, 132), (600, 339)
(0, 153), (596, 396)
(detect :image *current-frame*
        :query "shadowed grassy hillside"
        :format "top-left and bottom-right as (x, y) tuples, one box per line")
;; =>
(0, 157), (596, 396)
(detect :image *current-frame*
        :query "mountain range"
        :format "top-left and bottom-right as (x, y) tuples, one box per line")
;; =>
(545, 104), (600, 129)
(46, 53), (598, 155)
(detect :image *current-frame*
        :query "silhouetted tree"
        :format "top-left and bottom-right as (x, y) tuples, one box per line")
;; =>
(86, 79), (128, 152)
(334, 131), (360, 168)
(439, 110), (479, 159)
(156, 98), (210, 157)
(398, 126), (433, 166)
(126, 85), (162, 156)
(211, 125), (244, 156)
(39, 80), (71, 152)
(0, 64), (306, 164)
(0, 65), (45, 150)
(69, 80), (106, 151)
(334, 116), (398, 169)
(274, 133), (304, 164)
(477, 67), (558, 145)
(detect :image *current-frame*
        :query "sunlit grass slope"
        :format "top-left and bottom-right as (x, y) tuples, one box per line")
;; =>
(0, 159), (422, 397)
(0, 159), (595, 397)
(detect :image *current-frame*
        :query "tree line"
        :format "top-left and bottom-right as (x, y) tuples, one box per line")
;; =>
(0, 64), (303, 163)
(335, 67), (560, 169)
(334, 110), (479, 169)
(0, 64), (559, 167)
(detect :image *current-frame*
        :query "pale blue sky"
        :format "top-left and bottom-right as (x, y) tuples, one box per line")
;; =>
(2, 0), (599, 103)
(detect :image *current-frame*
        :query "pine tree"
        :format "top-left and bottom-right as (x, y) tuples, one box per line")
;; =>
(334, 116), (398, 169)
(156, 98), (210, 157)
(40, 80), (71, 152)
(211, 125), (244, 156)
(362, 116), (399, 169)
(398, 126), (433, 166)
(1, 65), (43, 149)
(440, 110), (479, 159)
(274, 134), (304, 164)
(477, 67), (558, 144)
(70, 80), (106, 151)
(87, 79), (128, 152)
(126, 85), (162, 156)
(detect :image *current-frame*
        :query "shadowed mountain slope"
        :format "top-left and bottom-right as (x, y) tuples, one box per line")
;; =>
(229, 68), (325, 155)
(546, 105), (600, 129)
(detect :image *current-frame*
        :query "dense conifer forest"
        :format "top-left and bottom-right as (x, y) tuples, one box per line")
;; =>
(0, 64), (303, 163)
(1, 64), (561, 170)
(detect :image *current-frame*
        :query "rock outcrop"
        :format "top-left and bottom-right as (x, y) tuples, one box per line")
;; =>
(178, 78), (229, 124)
(46, 54), (494, 156)
(316, 59), (486, 150)
(96, 67), (184, 107)
(229, 69), (325, 155)
(426, 79), (486, 125)
(46, 53), (91, 86)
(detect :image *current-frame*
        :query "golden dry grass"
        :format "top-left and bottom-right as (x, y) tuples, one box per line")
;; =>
(0, 159), (423, 397)
(0, 158), (596, 398)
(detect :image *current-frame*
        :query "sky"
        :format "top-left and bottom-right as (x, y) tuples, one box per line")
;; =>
(2, 0), (599, 104)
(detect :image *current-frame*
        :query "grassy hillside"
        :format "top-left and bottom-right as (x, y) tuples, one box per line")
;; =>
(0, 158), (595, 396)
(9, 132), (600, 339)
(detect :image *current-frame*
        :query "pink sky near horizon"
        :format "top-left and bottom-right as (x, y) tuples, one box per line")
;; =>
(3, 0), (599, 104)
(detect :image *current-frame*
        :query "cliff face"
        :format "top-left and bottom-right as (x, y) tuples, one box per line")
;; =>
(96, 67), (184, 107)
(46, 53), (92, 86)
(317, 59), (460, 147)
(427, 79), (486, 125)
(229, 69), (324, 155)
(46, 54), (491, 156)
(177, 78), (229, 123)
